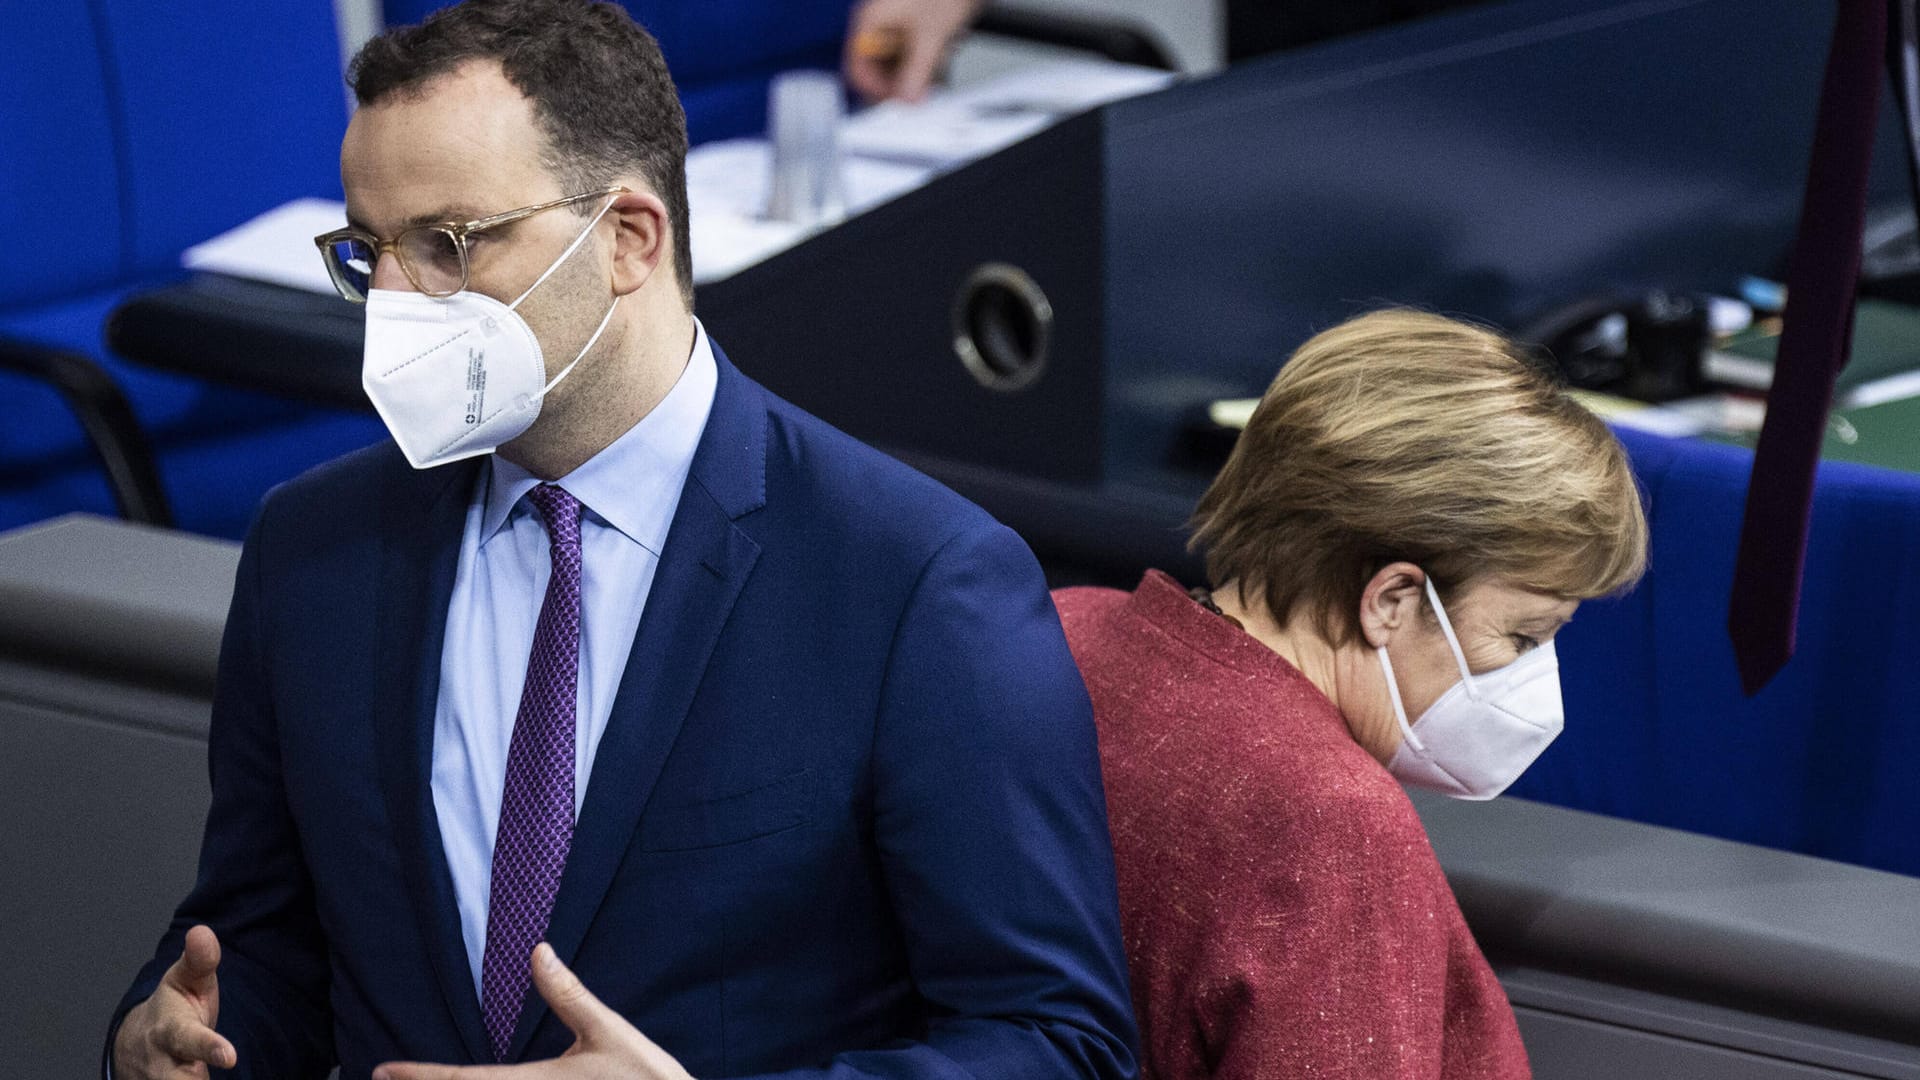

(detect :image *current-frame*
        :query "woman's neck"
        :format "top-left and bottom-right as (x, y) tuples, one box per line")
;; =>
(1212, 583), (1340, 701)
(1210, 581), (1399, 765)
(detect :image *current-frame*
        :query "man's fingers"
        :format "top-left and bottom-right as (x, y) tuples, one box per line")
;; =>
(373, 1062), (551, 1080)
(156, 1017), (237, 1070)
(371, 947), (605, 1080)
(372, 1063), (483, 1080)
(528, 943), (612, 1043)
(166, 925), (223, 993)
(624, 1024), (691, 1079)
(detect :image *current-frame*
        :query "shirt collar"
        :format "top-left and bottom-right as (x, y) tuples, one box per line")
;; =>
(478, 319), (719, 556)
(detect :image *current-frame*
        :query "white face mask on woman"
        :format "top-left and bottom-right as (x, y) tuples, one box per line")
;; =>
(360, 197), (620, 470)
(1376, 576), (1564, 800)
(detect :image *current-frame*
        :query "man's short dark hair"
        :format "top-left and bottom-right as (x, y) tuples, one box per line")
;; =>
(350, 0), (693, 304)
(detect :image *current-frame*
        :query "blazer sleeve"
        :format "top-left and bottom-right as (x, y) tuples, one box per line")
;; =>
(103, 500), (335, 1079)
(1189, 805), (1470, 1080)
(740, 521), (1139, 1080)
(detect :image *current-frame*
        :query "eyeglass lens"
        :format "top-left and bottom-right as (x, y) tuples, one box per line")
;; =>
(326, 237), (375, 301)
(397, 227), (466, 295)
(323, 227), (470, 300)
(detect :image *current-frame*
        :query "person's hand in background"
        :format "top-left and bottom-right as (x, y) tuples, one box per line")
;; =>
(844, 0), (989, 103)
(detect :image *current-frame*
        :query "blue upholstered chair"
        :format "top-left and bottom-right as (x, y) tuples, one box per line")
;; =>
(0, 0), (859, 539)
(0, 0), (385, 538)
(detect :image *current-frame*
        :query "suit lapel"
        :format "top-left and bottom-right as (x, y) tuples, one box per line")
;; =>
(371, 456), (494, 1064)
(508, 347), (769, 1060)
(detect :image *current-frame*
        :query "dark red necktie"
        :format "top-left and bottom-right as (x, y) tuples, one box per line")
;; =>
(1728, 0), (1888, 694)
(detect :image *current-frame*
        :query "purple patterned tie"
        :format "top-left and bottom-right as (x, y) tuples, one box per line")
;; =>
(480, 483), (583, 1060)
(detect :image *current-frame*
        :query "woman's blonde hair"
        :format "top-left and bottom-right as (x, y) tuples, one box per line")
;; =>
(1190, 308), (1648, 643)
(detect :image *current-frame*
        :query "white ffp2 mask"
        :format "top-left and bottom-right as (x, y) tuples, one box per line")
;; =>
(1379, 577), (1564, 800)
(361, 198), (619, 470)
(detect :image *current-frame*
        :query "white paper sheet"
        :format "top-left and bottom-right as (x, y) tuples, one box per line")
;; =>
(687, 139), (932, 283)
(181, 197), (347, 295)
(841, 58), (1174, 168)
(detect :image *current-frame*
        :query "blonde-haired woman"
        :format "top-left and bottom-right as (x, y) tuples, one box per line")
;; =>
(1055, 310), (1647, 1080)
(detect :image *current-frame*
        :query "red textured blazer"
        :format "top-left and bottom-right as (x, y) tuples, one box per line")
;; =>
(1055, 571), (1531, 1080)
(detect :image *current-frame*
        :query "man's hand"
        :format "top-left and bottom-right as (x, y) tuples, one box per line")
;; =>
(843, 0), (987, 103)
(373, 944), (694, 1080)
(112, 925), (237, 1080)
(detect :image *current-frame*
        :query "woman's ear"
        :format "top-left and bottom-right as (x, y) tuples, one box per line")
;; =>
(1357, 561), (1427, 649)
(608, 188), (670, 297)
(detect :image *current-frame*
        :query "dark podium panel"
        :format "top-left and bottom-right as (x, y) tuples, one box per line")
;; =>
(0, 517), (229, 1080)
(699, 115), (1108, 486)
(1416, 792), (1920, 1078)
(695, 0), (1913, 563)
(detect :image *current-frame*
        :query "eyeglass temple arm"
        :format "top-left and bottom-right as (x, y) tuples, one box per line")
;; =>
(462, 186), (630, 234)
(312, 186), (629, 245)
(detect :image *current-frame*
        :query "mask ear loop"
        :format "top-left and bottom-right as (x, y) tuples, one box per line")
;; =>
(1376, 645), (1425, 754)
(509, 195), (619, 310)
(514, 194), (623, 401)
(537, 295), (619, 398)
(1423, 575), (1480, 701)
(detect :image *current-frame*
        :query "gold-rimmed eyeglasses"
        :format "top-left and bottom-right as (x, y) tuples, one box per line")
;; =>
(312, 186), (627, 303)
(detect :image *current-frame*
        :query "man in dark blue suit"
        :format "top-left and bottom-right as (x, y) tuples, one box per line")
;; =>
(107, 3), (1136, 1078)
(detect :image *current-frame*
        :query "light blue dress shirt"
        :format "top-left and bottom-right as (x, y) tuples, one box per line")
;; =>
(430, 322), (718, 995)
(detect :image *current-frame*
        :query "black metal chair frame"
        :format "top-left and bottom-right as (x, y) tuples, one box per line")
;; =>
(0, 337), (172, 528)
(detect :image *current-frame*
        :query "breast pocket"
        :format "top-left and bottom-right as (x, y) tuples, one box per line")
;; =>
(636, 769), (812, 851)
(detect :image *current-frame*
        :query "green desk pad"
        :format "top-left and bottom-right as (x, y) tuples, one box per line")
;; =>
(1703, 299), (1920, 475)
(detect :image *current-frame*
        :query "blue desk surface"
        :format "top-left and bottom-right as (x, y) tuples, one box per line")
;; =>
(1526, 424), (1920, 880)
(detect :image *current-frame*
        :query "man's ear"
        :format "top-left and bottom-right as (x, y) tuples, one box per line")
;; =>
(1357, 561), (1427, 649)
(608, 188), (670, 296)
